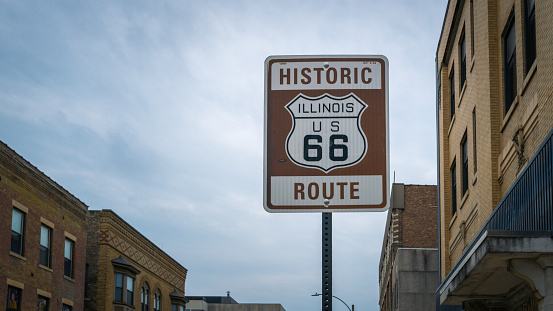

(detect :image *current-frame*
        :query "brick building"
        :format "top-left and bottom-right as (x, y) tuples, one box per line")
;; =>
(436, 0), (553, 309)
(186, 294), (286, 311)
(379, 183), (439, 311)
(0, 141), (88, 311)
(86, 209), (188, 311)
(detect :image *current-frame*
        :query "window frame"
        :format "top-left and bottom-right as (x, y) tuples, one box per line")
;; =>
(450, 67), (455, 120)
(503, 14), (517, 114)
(523, 0), (536, 74)
(472, 109), (477, 173)
(461, 133), (469, 196)
(7, 286), (22, 311)
(141, 282), (150, 311)
(451, 160), (457, 216)
(11, 208), (25, 256)
(115, 273), (124, 302)
(37, 295), (50, 311)
(127, 276), (135, 306)
(40, 225), (52, 268)
(460, 30), (467, 90)
(64, 238), (75, 279)
(154, 291), (162, 311)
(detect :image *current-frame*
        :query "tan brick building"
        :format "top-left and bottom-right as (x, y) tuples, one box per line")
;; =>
(379, 184), (439, 311)
(436, 0), (553, 309)
(86, 209), (188, 311)
(0, 141), (88, 311)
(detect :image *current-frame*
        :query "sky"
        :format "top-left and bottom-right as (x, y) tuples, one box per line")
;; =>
(0, 1), (447, 310)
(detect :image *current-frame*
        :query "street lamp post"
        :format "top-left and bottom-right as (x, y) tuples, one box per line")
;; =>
(312, 293), (354, 311)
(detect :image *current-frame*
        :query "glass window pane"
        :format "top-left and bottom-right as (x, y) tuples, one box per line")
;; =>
(7, 286), (22, 311)
(40, 226), (50, 247)
(116, 273), (123, 287)
(40, 246), (49, 266)
(37, 295), (49, 311)
(64, 239), (73, 259)
(12, 209), (22, 233)
(11, 231), (22, 254)
(127, 277), (134, 292)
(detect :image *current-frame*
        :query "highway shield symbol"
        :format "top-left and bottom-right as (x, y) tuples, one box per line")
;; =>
(285, 93), (368, 172)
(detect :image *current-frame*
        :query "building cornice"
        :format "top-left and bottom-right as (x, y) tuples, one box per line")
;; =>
(91, 209), (187, 288)
(0, 141), (88, 219)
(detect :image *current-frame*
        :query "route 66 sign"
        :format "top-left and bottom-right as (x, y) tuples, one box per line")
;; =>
(264, 55), (389, 213)
(285, 93), (367, 172)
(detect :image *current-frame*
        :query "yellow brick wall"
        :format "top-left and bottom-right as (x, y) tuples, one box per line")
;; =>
(436, 0), (553, 280)
(86, 210), (187, 311)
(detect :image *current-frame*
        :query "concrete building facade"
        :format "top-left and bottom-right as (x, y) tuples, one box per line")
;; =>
(0, 141), (88, 311)
(379, 183), (439, 311)
(86, 209), (188, 311)
(436, 0), (553, 309)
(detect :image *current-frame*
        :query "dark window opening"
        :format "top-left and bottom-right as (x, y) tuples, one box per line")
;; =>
(462, 134), (469, 196)
(11, 208), (25, 256)
(504, 16), (517, 113)
(524, 0), (536, 73)
(7, 286), (22, 311)
(40, 225), (52, 268)
(37, 295), (50, 311)
(460, 32), (467, 89)
(64, 238), (74, 278)
(451, 161), (457, 215)
(450, 69), (455, 119)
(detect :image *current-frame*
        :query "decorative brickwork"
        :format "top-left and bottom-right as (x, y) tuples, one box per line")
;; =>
(86, 209), (187, 311)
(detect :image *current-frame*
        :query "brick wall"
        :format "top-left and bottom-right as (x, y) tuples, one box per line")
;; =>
(403, 185), (438, 249)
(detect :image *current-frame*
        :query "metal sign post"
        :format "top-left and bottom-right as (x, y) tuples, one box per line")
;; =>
(263, 55), (389, 311)
(322, 212), (332, 311)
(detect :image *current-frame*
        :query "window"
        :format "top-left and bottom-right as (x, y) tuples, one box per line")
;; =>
(171, 305), (184, 311)
(115, 273), (136, 306)
(115, 273), (124, 302)
(64, 239), (74, 278)
(462, 134), (469, 196)
(112, 256), (140, 307)
(450, 68), (455, 119)
(470, 0), (475, 57)
(141, 283), (150, 311)
(473, 109), (477, 172)
(127, 276), (135, 305)
(37, 295), (49, 311)
(7, 286), (22, 311)
(524, 0), (536, 73)
(460, 31), (467, 89)
(40, 225), (52, 268)
(451, 160), (457, 215)
(503, 16), (517, 113)
(11, 208), (25, 256)
(62, 304), (72, 311)
(153, 292), (161, 311)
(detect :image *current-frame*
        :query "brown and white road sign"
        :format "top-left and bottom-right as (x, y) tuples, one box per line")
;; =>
(264, 55), (389, 213)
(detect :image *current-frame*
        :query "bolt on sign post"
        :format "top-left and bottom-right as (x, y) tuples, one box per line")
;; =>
(264, 55), (389, 213)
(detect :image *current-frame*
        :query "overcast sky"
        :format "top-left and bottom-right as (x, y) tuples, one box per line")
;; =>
(0, 1), (447, 310)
